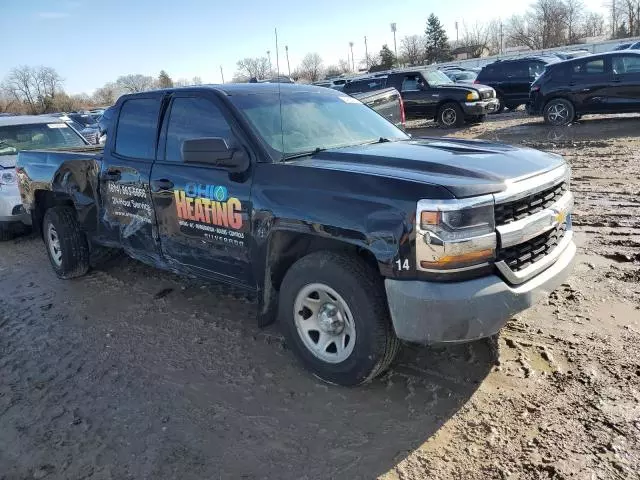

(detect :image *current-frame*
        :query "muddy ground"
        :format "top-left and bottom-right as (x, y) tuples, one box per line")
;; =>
(1, 112), (639, 480)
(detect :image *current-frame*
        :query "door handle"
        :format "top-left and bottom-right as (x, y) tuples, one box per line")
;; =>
(612, 78), (622, 83)
(103, 168), (121, 181)
(151, 179), (174, 192)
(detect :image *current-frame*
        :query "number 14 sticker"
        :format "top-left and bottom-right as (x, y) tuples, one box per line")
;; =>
(395, 258), (410, 271)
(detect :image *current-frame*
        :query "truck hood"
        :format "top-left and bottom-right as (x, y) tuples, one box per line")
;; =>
(437, 84), (494, 95)
(291, 138), (565, 198)
(0, 154), (17, 169)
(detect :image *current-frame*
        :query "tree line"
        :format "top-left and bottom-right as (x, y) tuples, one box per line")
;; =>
(0, 68), (202, 114)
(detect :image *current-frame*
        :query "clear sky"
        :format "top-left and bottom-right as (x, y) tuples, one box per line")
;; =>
(1, 0), (607, 95)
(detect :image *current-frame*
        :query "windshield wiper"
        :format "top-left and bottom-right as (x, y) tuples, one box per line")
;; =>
(281, 147), (326, 162)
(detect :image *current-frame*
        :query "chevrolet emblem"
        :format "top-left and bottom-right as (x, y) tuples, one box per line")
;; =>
(553, 210), (567, 225)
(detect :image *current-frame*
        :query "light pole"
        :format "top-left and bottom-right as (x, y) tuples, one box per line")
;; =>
(349, 42), (355, 71)
(220, 65), (225, 84)
(266, 50), (272, 76)
(390, 23), (397, 64)
(364, 36), (369, 68)
(455, 21), (459, 45)
(285, 45), (291, 77)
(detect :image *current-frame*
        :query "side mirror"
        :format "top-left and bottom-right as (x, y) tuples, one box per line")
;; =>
(181, 137), (250, 173)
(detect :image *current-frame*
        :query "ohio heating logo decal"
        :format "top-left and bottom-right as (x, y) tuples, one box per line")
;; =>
(174, 183), (245, 246)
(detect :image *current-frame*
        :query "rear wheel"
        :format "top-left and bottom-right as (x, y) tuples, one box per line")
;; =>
(437, 102), (465, 128)
(43, 206), (90, 279)
(278, 251), (400, 386)
(543, 98), (575, 126)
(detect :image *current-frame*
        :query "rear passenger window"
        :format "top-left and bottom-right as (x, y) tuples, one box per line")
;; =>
(504, 62), (528, 77)
(573, 59), (605, 75)
(114, 98), (161, 160)
(164, 97), (232, 162)
(529, 62), (546, 78)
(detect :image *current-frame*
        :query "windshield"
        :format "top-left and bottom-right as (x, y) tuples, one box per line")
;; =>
(424, 70), (454, 86)
(230, 91), (409, 159)
(0, 122), (86, 155)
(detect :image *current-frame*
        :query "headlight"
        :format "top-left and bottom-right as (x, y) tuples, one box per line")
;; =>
(466, 91), (479, 101)
(0, 169), (16, 185)
(416, 197), (496, 272)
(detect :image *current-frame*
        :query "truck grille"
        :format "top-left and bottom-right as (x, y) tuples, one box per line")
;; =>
(497, 222), (567, 272)
(494, 182), (567, 226)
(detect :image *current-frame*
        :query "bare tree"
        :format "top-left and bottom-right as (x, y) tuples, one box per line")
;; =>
(400, 35), (424, 65)
(115, 74), (155, 93)
(2, 65), (63, 114)
(581, 12), (607, 37)
(324, 65), (342, 77)
(506, 0), (569, 50)
(191, 76), (203, 85)
(459, 21), (490, 57)
(297, 53), (324, 82)
(486, 19), (504, 55)
(621, 0), (640, 36)
(93, 82), (120, 105)
(338, 59), (351, 73)
(564, 0), (584, 43)
(234, 57), (271, 81)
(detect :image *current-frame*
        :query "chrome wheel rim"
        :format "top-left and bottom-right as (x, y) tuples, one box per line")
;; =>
(441, 108), (457, 126)
(47, 223), (63, 267)
(547, 103), (570, 125)
(293, 283), (356, 364)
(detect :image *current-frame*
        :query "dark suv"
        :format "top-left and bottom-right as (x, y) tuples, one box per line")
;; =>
(475, 57), (557, 113)
(528, 52), (640, 126)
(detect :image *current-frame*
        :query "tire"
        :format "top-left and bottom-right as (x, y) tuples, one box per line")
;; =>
(467, 114), (486, 124)
(493, 94), (506, 114)
(437, 102), (465, 128)
(43, 206), (90, 279)
(278, 251), (400, 386)
(0, 223), (14, 241)
(543, 98), (575, 126)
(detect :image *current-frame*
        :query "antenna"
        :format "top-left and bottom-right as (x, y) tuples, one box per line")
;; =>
(275, 27), (284, 161)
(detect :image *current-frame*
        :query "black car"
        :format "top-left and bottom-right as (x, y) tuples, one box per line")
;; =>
(475, 56), (558, 113)
(528, 52), (640, 126)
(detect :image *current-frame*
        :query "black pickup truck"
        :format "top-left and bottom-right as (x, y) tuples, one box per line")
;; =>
(343, 69), (498, 127)
(17, 84), (575, 386)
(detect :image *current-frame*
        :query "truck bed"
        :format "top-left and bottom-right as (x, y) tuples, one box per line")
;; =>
(352, 87), (404, 128)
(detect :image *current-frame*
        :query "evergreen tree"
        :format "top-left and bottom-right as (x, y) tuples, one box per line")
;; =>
(379, 44), (396, 69)
(158, 70), (174, 88)
(424, 14), (452, 63)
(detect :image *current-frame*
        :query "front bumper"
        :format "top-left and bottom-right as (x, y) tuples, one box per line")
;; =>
(462, 99), (499, 116)
(0, 185), (31, 225)
(384, 238), (576, 344)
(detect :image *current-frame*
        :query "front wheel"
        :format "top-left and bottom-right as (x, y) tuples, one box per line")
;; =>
(278, 251), (400, 386)
(467, 114), (486, 124)
(43, 206), (90, 279)
(437, 102), (465, 128)
(543, 98), (575, 126)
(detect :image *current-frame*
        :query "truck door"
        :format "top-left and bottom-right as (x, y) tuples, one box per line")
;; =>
(99, 94), (162, 258)
(150, 93), (253, 287)
(398, 73), (435, 119)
